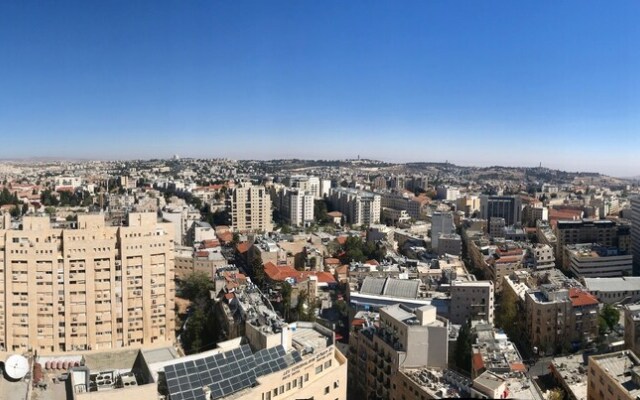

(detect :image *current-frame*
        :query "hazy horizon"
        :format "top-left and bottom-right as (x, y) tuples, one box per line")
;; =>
(1, 1), (639, 177)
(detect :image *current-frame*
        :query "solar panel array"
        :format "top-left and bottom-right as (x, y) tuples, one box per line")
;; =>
(253, 346), (302, 377)
(164, 345), (304, 400)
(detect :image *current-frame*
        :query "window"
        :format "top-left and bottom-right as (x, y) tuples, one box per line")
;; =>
(324, 386), (330, 394)
(316, 365), (323, 374)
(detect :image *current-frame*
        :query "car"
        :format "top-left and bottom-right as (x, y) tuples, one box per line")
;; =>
(58, 373), (69, 381)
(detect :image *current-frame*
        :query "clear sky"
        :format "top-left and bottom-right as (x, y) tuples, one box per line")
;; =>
(1, 1), (639, 176)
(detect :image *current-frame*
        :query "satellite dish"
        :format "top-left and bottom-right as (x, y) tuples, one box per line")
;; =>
(4, 355), (29, 380)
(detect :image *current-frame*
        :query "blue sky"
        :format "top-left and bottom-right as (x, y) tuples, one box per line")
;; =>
(0, 1), (639, 176)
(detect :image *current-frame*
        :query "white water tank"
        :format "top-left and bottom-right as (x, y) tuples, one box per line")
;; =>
(5, 355), (29, 380)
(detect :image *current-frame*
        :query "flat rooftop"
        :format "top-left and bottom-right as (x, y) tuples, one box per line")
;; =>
(584, 277), (640, 292)
(591, 351), (640, 398)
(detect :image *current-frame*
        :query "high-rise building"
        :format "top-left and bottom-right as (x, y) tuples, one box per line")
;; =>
(0, 213), (175, 353)
(431, 212), (454, 251)
(289, 190), (314, 227)
(229, 182), (273, 233)
(554, 219), (630, 267)
(271, 186), (315, 227)
(564, 243), (632, 278)
(328, 188), (380, 226)
(480, 195), (522, 226)
(379, 190), (424, 220)
(283, 175), (322, 198)
(437, 185), (460, 201)
(348, 304), (449, 400)
(631, 196), (640, 275)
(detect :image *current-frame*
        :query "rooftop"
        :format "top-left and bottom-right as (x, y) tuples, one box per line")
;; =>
(401, 368), (470, 399)
(359, 276), (420, 299)
(569, 288), (599, 307)
(591, 351), (640, 398)
(551, 354), (588, 400)
(584, 276), (640, 293)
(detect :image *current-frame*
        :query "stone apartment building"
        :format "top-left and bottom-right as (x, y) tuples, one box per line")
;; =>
(449, 280), (494, 325)
(588, 350), (640, 400)
(524, 284), (599, 354)
(328, 187), (380, 227)
(554, 219), (630, 267)
(0, 212), (175, 353)
(229, 182), (273, 233)
(348, 304), (449, 400)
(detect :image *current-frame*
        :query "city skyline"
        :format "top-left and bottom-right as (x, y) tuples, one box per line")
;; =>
(1, 1), (639, 176)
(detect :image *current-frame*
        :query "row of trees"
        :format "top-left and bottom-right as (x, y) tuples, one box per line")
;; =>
(40, 189), (93, 207)
(0, 188), (19, 206)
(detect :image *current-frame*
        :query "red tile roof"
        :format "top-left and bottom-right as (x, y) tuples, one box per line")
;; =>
(327, 211), (343, 217)
(495, 255), (522, 264)
(217, 231), (233, 244)
(263, 262), (337, 284)
(201, 239), (221, 249)
(569, 288), (599, 307)
(195, 251), (209, 258)
(324, 258), (341, 265)
(365, 259), (379, 266)
(472, 353), (484, 371)
(510, 362), (526, 372)
(236, 241), (251, 254)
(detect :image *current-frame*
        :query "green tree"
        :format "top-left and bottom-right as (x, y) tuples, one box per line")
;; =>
(10, 204), (21, 217)
(496, 289), (518, 337)
(548, 388), (565, 400)
(600, 304), (620, 331)
(180, 271), (214, 302)
(279, 282), (292, 322)
(0, 188), (19, 206)
(251, 253), (265, 287)
(454, 319), (474, 373)
(231, 232), (240, 247)
(182, 307), (206, 354)
(296, 290), (317, 322)
(40, 190), (59, 206)
(314, 200), (330, 224)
